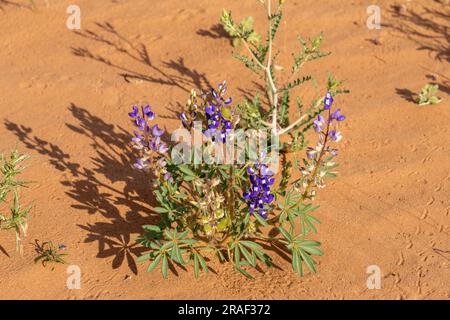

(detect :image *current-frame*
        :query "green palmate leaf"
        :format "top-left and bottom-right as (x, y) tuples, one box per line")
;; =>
(147, 254), (162, 272)
(178, 165), (196, 177)
(233, 244), (240, 266)
(299, 249), (317, 273)
(239, 243), (256, 267)
(197, 252), (208, 273)
(278, 226), (292, 242)
(160, 241), (174, 252)
(152, 207), (169, 214)
(236, 265), (253, 279)
(137, 253), (152, 263)
(143, 224), (162, 233)
(170, 245), (185, 265)
(240, 240), (263, 252)
(193, 253), (200, 278)
(292, 249), (303, 276)
(162, 254), (169, 279)
(299, 240), (323, 256)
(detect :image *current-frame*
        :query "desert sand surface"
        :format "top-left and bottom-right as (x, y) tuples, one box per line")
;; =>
(0, 0), (449, 300)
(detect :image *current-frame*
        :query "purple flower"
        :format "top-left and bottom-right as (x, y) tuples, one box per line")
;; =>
(135, 116), (147, 131)
(260, 164), (273, 177)
(132, 131), (143, 143)
(205, 104), (216, 115)
(128, 105), (139, 118)
(180, 112), (188, 122)
(329, 130), (342, 142)
(313, 115), (325, 133)
(152, 124), (164, 137)
(223, 97), (232, 105)
(158, 142), (169, 154)
(134, 158), (149, 170)
(143, 105), (155, 120)
(306, 147), (316, 159)
(180, 111), (198, 129)
(331, 108), (345, 122)
(164, 172), (174, 183)
(324, 92), (333, 110)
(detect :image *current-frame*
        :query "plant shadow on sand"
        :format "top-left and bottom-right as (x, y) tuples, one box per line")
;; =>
(384, 3), (449, 62)
(0, 0), (27, 11)
(4, 21), (292, 277)
(71, 21), (213, 95)
(385, 3), (450, 101)
(4, 104), (159, 274)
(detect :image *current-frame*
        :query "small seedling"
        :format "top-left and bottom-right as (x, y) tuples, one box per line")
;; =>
(0, 148), (32, 254)
(33, 240), (68, 268)
(416, 84), (442, 105)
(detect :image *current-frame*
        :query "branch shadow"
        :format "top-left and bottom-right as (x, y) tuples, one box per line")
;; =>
(196, 23), (232, 44)
(395, 88), (416, 103)
(0, 0), (26, 11)
(71, 21), (214, 93)
(4, 103), (159, 274)
(383, 4), (450, 62)
(0, 244), (10, 257)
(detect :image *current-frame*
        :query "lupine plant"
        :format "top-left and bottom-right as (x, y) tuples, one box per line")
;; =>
(0, 149), (32, 254)
(132, 0), (348, 278)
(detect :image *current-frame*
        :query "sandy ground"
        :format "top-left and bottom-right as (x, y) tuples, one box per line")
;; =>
(0, 0), (449, 300)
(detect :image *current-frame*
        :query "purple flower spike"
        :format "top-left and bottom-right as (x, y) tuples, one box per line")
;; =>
(243, 160), (275, 220)
(324, 92), (333, 110)
(128, 106), (139, 118)
(152, 124), (164, 137)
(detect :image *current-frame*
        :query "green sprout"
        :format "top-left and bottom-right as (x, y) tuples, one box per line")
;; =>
(416, 84), (442, 105)
(0, 148), (32, 254)
(33, 240), (68, 268)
